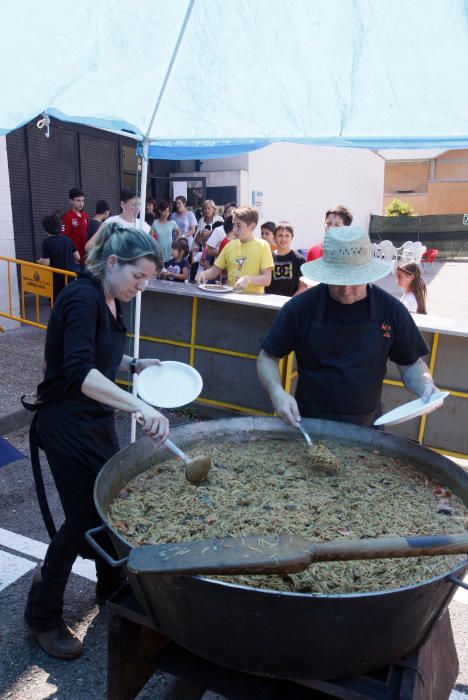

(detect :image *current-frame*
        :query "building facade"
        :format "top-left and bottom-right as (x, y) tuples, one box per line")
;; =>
(383, 149), (468, 216)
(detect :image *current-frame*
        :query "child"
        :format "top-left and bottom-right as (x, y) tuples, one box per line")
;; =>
(37, 213), (80, 302)
(306, 205), (353, 261)
(196, 206), (274, 293)
(160, 239), (190, 282)
(205, 217), (234, 258)
(396, 262), (427, 314)
(189, 239), (202, 282)
(260, 221), (277, 252)
(196, 224), (216, 271)
(266, 221), (305, 297)
(61, 188), (88, 270)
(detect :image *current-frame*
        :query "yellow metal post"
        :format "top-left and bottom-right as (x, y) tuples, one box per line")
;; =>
(418, 332), (440, 444)
(190, 297), (198, 366)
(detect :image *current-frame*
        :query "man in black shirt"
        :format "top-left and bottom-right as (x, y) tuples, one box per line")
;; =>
(266, 221), (305, 297)
(257, 226), (437, 427)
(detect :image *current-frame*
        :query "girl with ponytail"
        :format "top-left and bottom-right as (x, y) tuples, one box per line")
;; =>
(24, 223), (168, 659)
(396, 262), (427, 314)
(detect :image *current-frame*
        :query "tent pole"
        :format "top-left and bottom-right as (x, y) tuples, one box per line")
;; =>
(130, 137), (150, 443)
(130, 0), (195, 441)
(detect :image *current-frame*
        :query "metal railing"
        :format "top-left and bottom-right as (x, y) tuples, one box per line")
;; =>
(0, 255), (77, 329)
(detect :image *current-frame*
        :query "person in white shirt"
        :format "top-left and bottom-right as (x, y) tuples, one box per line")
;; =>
(171, 196), (197, 250)
(195, 199), (223, 238)
(396, 262), (427, 314)
(86, 188), (150, 252)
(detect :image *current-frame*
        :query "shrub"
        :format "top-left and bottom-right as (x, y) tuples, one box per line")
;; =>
(384, 199), (418, 217)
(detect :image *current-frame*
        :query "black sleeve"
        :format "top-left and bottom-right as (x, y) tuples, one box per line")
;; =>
(41, 239), (50, 257)
(293, 252), (306, 293)
(261, 301), (298, 358)
(61, 287), (101, 392)
(389, 303), (430, 365)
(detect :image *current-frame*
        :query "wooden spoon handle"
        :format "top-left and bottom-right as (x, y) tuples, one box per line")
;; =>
(128, 532), (468, 577)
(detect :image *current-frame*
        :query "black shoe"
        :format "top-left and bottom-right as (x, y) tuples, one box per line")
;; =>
(24, 618), (83, 659)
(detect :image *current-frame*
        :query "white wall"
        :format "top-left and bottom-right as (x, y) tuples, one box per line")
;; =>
(177, 154), (249, 174)
(0, 136), (19, 328)
(247, 143), (385, 249)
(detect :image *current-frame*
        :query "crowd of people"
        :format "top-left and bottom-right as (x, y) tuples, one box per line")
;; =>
(38, 189), (429, 311)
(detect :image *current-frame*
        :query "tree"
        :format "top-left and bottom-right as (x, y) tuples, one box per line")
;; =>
(384, 198), (418, 217)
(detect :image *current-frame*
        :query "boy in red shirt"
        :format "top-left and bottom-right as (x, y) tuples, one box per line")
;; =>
(306, 205), (353, 261)
(62, 188), (88, 270)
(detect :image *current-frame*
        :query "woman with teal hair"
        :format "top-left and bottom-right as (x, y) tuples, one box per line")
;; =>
(24, 223), (168, 659)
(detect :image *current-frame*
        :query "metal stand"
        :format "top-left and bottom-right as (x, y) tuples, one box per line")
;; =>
(106, 585), (458, 700)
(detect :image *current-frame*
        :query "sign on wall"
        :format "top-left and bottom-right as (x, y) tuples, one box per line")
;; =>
(21, 265), (53, 298)
(251, 191), (263, 208)
(463, 214), (468, 225)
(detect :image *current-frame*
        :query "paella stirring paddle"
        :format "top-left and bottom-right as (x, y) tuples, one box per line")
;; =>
(128, 532), (468, 577)
(135, 413), (211, 484)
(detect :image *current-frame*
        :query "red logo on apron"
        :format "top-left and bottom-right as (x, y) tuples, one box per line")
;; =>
(381, 323), (392, 339)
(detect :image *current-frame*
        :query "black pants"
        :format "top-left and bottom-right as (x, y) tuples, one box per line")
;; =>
(25, 404), (123, 630)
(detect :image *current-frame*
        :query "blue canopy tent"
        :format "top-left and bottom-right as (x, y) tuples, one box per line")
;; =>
(2, 0), (468, 436)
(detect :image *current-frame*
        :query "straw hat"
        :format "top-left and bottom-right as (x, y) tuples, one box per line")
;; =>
(300, 226), (393, 285)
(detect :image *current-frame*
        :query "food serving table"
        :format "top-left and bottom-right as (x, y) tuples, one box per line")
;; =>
(106, 585), (458, 700)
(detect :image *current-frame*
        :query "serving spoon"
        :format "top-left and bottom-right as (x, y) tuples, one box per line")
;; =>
(135, 413), (211, 484)
(297, 421), (313, 448)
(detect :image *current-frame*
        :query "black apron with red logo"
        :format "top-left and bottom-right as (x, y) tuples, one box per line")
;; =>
(295, 285), (391, 426)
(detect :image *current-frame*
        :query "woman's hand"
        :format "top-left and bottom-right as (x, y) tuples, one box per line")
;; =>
(136, 406), (169, 443)
(135, 358), (162, 374)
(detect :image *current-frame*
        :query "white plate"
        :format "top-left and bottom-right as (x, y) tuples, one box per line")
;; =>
(374, 391), (450, 427)
(198, 284), (234, 294)
(137, 362), (203, 408)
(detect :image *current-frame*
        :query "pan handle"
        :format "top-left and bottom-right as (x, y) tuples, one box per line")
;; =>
(85, 524), (128, 567)
(448, 574), (468, 590)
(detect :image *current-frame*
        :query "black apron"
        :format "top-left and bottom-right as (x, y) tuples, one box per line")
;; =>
(295, 285), (390, 426)
(24, 299), (126, 539)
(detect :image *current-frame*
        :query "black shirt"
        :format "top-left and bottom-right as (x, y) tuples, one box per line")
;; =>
(42, 235), (77, 272)
(263, 284), (429, 366)
(37, 276), (126, 414)
(266, 249), (305, 297)
(87, 218), (102, 240)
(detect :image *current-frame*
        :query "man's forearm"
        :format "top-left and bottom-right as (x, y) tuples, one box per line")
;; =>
(397, 358), (436, 398)
(257, 349), (284, 401)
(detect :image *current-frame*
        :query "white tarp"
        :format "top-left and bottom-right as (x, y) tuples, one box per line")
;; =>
(1, 0), (468, 156)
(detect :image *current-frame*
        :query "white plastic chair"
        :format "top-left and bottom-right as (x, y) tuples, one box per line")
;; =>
(381, 244), (397, 266)
(401, 242), (426, 264)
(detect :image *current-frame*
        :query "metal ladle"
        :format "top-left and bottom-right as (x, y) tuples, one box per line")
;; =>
(135, 413), (211, 484)
(297, 422), (313, 448)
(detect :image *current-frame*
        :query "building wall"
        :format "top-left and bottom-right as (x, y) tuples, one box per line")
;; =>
(0, 136), (20, 328)
(383, 149), (468, 215)
(174, 145), (384, 250)
(247, 143), (385, 249)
